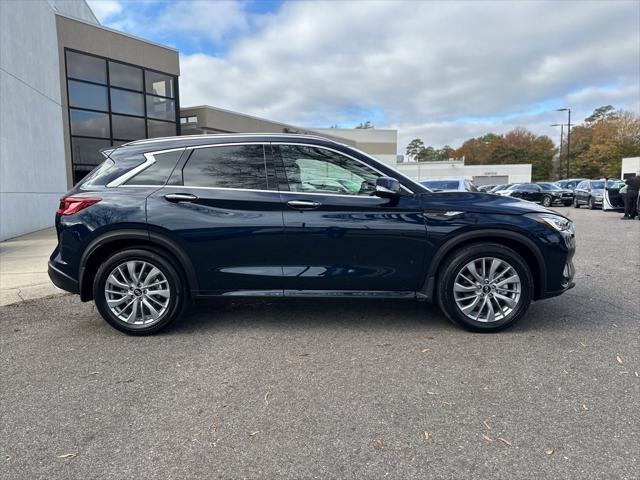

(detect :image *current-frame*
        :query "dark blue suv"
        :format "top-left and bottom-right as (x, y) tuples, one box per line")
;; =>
(48, 134), (575, 334)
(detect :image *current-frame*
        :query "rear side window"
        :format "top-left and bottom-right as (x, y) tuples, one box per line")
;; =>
(126, 150), (182, 185)
(182, 145), (268, 190)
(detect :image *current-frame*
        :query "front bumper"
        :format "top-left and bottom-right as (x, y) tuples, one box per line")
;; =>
(48, 262), (79, 294)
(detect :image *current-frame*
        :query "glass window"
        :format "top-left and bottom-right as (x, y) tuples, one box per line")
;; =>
(146, 96), (175, 121)
(127, 150), (182, 185)
(71, 137), (112, 165)
(145, 71), (174, 97)
(576, 181), (587, 189)
(110, 88), (144, 116)
(112, 114), (146, 140)
(109, 61), (143, 91)
(81, 158), (116, 186)
(69, 109), (110, 138)
(421, 180), (460, 190)
(66, 51), (107, 84)
(279, 145), (380, 195)
(68, 80), (108, 111)
(183, 145), (267, 190)
(147, 119), (177, 138)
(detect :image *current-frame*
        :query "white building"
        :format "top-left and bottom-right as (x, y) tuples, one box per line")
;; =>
(394, 160), (532, 185)
(621, 157), (640, 179)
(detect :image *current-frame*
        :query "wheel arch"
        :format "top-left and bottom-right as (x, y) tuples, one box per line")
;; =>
(79, 229), (199, 301)
(421, 229), (546, 301)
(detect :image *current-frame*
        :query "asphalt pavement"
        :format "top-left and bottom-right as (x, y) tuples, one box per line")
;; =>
(1, 207), (638, 480)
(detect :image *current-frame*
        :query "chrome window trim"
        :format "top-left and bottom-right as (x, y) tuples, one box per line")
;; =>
(106, 147), (185, 187)
(124, 133), (346, 147)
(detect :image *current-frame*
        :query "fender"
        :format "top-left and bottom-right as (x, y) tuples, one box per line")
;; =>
(420, 228), (547, 301)
(79, 229), (199, 300)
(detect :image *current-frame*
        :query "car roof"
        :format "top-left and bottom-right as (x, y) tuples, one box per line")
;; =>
(111, 133), (350, 155)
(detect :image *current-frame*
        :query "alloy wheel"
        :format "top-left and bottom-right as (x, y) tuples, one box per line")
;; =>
(104, 260), (171, 325)
(452, 257), (522, 323)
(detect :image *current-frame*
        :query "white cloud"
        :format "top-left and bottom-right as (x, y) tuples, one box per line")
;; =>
(108, 0), (640, 151)
(87, 0), (122, 22)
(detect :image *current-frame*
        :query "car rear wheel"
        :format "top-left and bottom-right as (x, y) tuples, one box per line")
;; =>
(541, 195), (552, 207)
(93, 249), (188, 335)
(437, 244), (533, 332)
(573, 197), (580, 208)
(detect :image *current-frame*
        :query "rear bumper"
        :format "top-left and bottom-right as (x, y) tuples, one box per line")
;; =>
(48, 262), (79, 294)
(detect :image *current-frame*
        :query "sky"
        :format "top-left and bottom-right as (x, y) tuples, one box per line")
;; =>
(88, 0), (640, 152)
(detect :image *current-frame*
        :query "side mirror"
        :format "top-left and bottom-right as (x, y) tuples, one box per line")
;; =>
(375, 176), (401, 198)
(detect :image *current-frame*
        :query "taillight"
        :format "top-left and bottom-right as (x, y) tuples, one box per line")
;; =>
(56, 196), (102, 215)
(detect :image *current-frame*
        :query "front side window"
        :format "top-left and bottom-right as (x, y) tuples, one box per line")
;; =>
(576, 181), (587, 189)
(182, 145), (268, 190)
(279, 145), (380, 195)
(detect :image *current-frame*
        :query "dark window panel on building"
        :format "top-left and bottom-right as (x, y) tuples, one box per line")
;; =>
(69, 109), (110, 138)
(71, 137), (111, 165)
(68, 80), (108, 111)
(147, 119), (177, 138)
(146, 96), (175, 121)
(110, 88), (145, 116)
(112, 114), (146, 141)
(108, 61), (143, 91)
(66, 51), (107, 84)
(146, 71), (174, 98)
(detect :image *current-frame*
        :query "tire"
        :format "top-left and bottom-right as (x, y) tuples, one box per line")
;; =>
(436, 243), (533, 332)
(93, 248), (188, 335)
(563, 201), (572, 207)
(541, 195), (552, 207)
(573, 197), (580, 208)
(588, 197), (596, 210)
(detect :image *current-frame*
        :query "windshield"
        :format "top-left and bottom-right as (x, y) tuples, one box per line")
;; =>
(591, 181), (605, 189)
(422, 180), (460, 190)
(539, 183), (561, 191)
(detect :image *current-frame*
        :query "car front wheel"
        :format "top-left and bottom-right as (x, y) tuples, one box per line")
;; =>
(541, 195), (552, 207)
(588, 197), (596, 210)
(573, 197), (580, 208)
(437, 244), (533, 332)
(93, 248), (188, 335)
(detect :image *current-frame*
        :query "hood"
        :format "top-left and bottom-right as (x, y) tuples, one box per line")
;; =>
(420, 191), (557, 215)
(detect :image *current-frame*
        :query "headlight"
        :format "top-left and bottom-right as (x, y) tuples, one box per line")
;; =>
(525, 213), (574, 233)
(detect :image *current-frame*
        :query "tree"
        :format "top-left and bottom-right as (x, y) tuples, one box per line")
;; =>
(355, 121), (374, 129)
(585, 105), (617, 124)
(405, 139), (425, 161)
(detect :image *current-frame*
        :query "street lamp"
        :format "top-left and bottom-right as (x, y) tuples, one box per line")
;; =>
(557, 108), (571, 177)
(550, 123), (564, 179)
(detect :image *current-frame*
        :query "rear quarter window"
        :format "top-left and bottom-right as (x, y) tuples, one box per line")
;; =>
(80, 158), (115, 186)
(126, 150), (183, 185)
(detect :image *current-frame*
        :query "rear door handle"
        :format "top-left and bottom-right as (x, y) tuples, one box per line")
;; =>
(165, 193), (198, 203)
(287, 199), (321, 209)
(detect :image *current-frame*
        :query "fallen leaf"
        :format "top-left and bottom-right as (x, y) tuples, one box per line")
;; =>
(5, 453), (15, 461)
(422, 431), (429, 442)
(483, 420), (491, 430)
(616, 355), (623, 365)
(210, 423), (219, 432)
(440, 401), (452, 406)
(420, 348), (430, 353)
(374, 437), (384, 450)
(545, 448), (554, 456)
(579, 342), (587, 347)
(298, 353), (311, 357)
(481, 434), (494, 443)
(248, 431), (260, 437)
(497, 437), (512, 446)
(376, 343), (392, 347)
(263, 391), (271, 403)
(56, 453), (76, 459)
(427, 391), (437, 395)
(582, 404), (589, 411)
(635, 371), (639, 377)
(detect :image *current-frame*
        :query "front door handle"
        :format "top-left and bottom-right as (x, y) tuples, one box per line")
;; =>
(287, 199), (321, 210)
(165, 193), (198, 203)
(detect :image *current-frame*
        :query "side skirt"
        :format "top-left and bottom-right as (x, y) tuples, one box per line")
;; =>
(195, 290), (418, 300)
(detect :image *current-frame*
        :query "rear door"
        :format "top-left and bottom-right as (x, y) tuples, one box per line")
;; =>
(273, 143), (427, 293)
(146, 143), (285, 294)
(574, 181), (589, 203)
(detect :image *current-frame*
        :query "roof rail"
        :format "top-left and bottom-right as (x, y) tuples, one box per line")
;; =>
(124, 132), (345, 147)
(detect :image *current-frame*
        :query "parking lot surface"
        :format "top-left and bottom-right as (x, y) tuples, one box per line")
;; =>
(1, 208), (639, 480)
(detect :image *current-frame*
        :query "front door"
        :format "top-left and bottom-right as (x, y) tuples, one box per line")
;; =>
(274, 144), (428, 293)
(146, 143), (285, 294)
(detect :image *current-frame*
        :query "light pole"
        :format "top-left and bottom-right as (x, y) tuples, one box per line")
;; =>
(550, 123), (564, 179)
(557, 108), (571, 177)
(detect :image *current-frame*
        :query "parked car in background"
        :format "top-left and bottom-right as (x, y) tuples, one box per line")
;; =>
(573, 179), (606, 209)
(477, 184), (496, 193)
(556, 178), (588, 191)
(420, 178), (478, 192)
(489, 184), (514, 194)
(537, 182), (574, 206)
(48, 133), (575, 335)
(500, 183), (563, 207)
